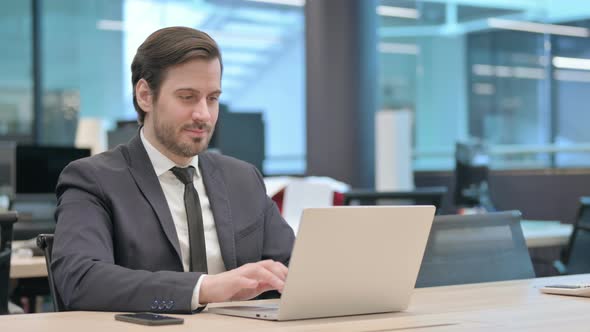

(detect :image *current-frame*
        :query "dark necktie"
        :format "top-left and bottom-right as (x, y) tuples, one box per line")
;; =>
(171, 166), (208, 273)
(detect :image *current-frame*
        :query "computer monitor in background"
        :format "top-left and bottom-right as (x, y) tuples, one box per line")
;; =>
(16, 145), (91, 195)
(210, 107), (265, 174)
(107, 120), (139, 150)
(12, 145), (91, 240)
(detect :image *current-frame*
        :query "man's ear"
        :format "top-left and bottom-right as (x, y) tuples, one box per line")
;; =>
(136, 79), (153, 113)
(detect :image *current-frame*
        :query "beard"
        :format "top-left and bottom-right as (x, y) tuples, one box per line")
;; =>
(153, 110), (214, 158)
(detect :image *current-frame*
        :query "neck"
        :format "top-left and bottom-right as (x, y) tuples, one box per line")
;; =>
(143, 124), (192, 166)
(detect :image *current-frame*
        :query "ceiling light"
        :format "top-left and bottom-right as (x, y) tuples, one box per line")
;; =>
(378, 42), (419, 55)
(553, 56), (590, 71)
(245, 0), (305, 7)
(488, 18), (590, 38)
(377, 5), (419, 19)
(96, 20), (124, 31)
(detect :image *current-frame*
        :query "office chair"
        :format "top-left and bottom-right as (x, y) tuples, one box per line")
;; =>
(416, 211), (535, 287)
(343, 186), (447, 214)
(0, 211), (18, 315)
(554, 197), (590, 275)
(36, 234), (64, 312)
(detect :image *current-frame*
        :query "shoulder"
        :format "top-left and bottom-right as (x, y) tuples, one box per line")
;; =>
(65, 145), (129, 175)
(200, 151), (259, 174)
(56, 145), (130, 195)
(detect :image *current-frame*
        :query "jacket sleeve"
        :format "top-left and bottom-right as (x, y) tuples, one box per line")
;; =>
(52, 160), (201, 313)
(252, 166), (295, 266)
(250, 166), (295, 300)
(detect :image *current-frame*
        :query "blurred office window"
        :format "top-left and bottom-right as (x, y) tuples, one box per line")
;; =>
(0, 1), (33, 143)
(468, 29), (551, 169)
(552, 25), (590, 167)
(378, 0), (590, 171)
(0, 0), (304, 174)
(41, 0), (124, 145)
(122, 0), (306, 175)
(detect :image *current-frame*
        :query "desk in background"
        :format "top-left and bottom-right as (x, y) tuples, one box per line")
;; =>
(10, 256), (47, 279)
(521, 220), (573, 248)
(2, 274), (590, 331)
(9, 241), (50, 313)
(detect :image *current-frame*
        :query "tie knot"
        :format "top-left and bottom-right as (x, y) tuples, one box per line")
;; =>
(171, 166), (195, 185)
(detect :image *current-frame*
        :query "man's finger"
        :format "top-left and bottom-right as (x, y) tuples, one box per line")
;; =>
(258, 260), (288, 281)
(246, 265), (285, 291)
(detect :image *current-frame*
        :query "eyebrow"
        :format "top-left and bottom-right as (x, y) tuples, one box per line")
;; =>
(175, 88), (222, 95)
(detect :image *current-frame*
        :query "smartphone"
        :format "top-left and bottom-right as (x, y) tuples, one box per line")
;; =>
(115, 313), (184, 326)
(539, 284), (590, 297)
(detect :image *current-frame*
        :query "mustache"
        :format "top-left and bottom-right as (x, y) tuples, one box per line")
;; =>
(182, 123), (212, 131)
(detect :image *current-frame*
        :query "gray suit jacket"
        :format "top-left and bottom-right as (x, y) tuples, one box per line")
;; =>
(52, 133), (295, 313)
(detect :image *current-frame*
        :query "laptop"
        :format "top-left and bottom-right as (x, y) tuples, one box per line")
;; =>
(208, 205), (435, 321)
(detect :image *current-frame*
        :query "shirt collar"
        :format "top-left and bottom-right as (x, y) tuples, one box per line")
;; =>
(140, 128), (201, 178)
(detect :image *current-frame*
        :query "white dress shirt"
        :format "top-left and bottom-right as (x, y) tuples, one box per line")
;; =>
(140, 130), (226, 308)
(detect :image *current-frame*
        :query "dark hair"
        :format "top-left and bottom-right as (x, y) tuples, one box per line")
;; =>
(131, 26), (223, 124)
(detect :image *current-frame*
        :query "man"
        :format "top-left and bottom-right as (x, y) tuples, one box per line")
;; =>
(52, 27), (295, 313)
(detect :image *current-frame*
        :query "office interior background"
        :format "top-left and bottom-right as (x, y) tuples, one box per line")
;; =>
(3, 0), (590, 313)
(3, 0), (590, 215)
(2, 0), (590, 169)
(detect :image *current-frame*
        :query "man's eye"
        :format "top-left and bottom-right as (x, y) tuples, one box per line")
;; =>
(208, 96), (219, 102)
(179, 95), (193, 100)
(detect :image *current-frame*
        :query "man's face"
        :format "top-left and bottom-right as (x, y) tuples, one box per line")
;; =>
(147, 58), (222, 160)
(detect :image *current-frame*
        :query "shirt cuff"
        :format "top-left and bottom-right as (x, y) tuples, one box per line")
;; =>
(191, 274), (207, 310)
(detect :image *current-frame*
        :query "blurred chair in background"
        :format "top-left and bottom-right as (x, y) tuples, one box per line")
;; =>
(454, 140), (495, 212)
(416, 211), (534, 287)
(36, 234), (63, 312)
(554, 197), (590, 275)
(0, 211), (18, 315)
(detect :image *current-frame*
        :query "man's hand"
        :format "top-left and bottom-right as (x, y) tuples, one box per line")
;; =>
(199, 260), (288, 304)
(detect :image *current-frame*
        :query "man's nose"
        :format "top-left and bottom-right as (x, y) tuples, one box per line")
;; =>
(192, 98), (211, 122)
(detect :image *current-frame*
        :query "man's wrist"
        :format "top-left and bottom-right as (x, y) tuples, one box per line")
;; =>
(191, 274), (208, 310)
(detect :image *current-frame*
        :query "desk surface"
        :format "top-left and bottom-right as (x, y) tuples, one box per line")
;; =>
(2, 274), (590, 331)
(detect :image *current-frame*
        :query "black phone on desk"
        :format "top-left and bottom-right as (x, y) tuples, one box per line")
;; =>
(115, 313), (184, 326)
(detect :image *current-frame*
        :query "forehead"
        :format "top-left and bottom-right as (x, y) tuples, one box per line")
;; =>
(161, 58), (222, 92)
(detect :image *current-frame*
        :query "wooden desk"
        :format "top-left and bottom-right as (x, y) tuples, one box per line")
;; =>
(10, 256), (47, 279)
(2, 274), (590, 331)
(521, 220), (573, 248)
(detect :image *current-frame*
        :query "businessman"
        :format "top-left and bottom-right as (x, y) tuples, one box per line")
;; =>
(52, 27), (295, 313)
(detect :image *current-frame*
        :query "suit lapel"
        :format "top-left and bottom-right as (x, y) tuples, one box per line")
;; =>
(199, 153), (237, 270)
(123, 133), (183, 264)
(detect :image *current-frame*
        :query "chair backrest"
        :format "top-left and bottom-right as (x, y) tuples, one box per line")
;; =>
(36, 234), (64, 312)
(0, 211), (18, 315)
(343, 187), (447, 213)
(561, 197), (590, 274)
(416, 211), (535, 287)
